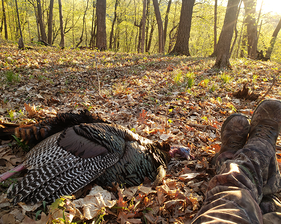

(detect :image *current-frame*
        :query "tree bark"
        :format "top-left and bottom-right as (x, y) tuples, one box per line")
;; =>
(152, 0), (164, 53)
(89, 1), (96, 48)
(230, 0), (242, 57)
(96, 0), (107, 50)
(47, 0), (54, 44)
(163, 0), (171, 47)
(76, 0), (90, 48)
(146, 18), (155, 52)
(243, 0), (258, 59)
(213, 0), (240, 69)
(140, 0), (147, 53)
(58, 0), (64, 48)
(145, 0), (151, 52)
(214, 0), (217, 51)
(1, 0), (8, 39)
(15, 0), (24, 49)
(37, 0), (47, 41)
(265, 18), (281, 60)
(109, 0), (119, 49)
(170, 0), (195, 56)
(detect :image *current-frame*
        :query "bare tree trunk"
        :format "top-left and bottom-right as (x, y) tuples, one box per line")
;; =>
(152, 0), (164, 53)
(47, 0), (54, 44)
(1, 0), (8, 39)
(256, 0), (263, 43)
(265, 18), (281, 60)
(236, 17), (245, 58)
(145, 0), (151, 52)
(170, 0), (195, 56)
(89, 0), (96, 48)
(214, 0), (217, 51)
(58, 0), (64, 48)
(230, 0), (242, 57)
(146, 18), (155, 52)
(96, 0), (106, 50)
(15, 0), (24, 49)
(163, 0), (171, 47)
(243, 0), (258, 59)
(72, 0), (75, 47)
(213, 0), (240, 69)
(240, 30), (247, 57)
(37, 0), (47, 41)
(24, 0), (31, 41)
(140, 0), (147, 53)
(257, 20), (262, 42)
(168, 24), (178, 52)
(109, 0), (119, 49)
(76, 0), (89, 48)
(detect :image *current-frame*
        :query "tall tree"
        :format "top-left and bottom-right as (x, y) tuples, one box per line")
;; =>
(15, 0), (24, 49)
(58, 0), (64, 48)
(214, 0), (218, 51)
(163, 0), (172, 47)
(37, 0), (47, 41)
(170, 0), (195, 56)
(109, 0), (119, 49)
(214, 0), (240, 68)
(152, 0), (164, 53)
(89, 1), (96, 48)
(47, 0), (54, 44)
(229, 0), (242, 56)
(1, 0), (8, 39)
(243, 0), (258, 59)
(265, 18), (281, 60)
(96, 0), (106, 50)
(140, 0), (147, 53)
(76, 0), (90, 47)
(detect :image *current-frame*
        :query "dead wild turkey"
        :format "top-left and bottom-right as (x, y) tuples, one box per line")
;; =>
(0, 110), (178, 205)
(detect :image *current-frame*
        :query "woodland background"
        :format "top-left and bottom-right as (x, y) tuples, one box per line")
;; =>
(1, 0), (281, 62)
(1, 0), (281, 223)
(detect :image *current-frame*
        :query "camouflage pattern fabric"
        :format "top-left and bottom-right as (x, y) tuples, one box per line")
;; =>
(192, 136), (281, 224)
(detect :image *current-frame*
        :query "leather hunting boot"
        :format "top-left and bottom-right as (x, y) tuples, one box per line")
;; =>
(249, 99), (281, 147)
(213, 114), (250, 171)
(245, 99), (281, 195)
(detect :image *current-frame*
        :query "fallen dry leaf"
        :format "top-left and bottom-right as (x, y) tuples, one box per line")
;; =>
(21, 213), (49, 224)
(73, 185), (116, 220)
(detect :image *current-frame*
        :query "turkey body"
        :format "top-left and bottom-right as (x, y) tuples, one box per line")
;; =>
(7, 121), (170, 205)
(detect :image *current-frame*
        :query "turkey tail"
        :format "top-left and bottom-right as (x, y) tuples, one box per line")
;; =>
(0, 122), (19, 140)
(1, 110), (109, 146)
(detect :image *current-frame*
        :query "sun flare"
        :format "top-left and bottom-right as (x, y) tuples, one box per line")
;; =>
(257, 0), (281, 14)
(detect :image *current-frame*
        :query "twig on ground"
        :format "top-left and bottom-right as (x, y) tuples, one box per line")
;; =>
(0, 143), (16, 150)
(187, 123), (217, 131)
(94, 51), (102, 97)
(257, 75), (276, 104)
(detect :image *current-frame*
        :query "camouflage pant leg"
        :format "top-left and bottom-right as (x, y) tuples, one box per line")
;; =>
(192, 142), (281, 224)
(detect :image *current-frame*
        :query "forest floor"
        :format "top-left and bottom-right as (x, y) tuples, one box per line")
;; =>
(0, 43), (281, 224)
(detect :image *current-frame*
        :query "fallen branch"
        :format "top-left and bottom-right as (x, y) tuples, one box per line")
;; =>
(94, 52), (102, 97)
(257, 75), (276, 104)
(0, 143), (16, 150)
(187, 123), (216, 131)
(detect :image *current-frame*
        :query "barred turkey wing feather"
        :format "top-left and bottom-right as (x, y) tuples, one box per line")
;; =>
(24, 132), (70, 168)
(9, 155), (80, 203)
(12, 152), (119, 204)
